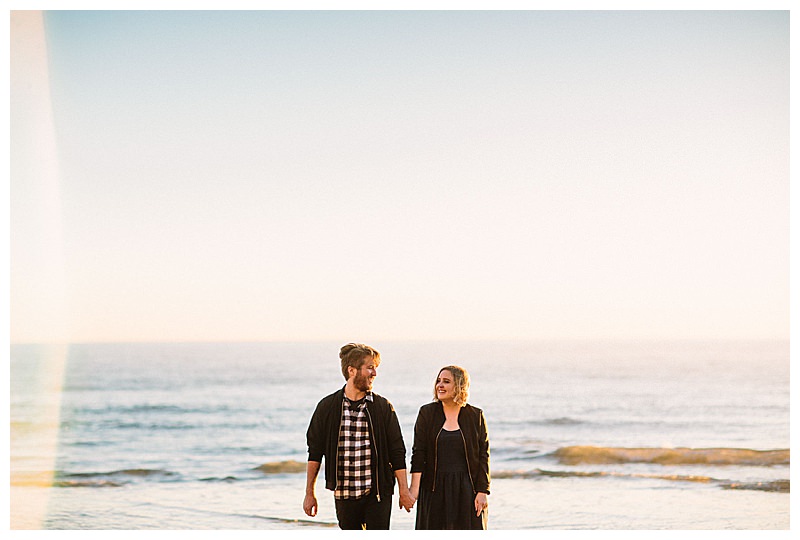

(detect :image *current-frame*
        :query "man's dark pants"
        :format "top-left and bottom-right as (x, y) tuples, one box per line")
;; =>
(334, 492), (392, 529)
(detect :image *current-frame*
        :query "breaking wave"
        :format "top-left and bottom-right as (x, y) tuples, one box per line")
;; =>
(721, 480), (790, 493)
(52, 462), (311, 487)
(54, 468), (179, 487)
(492, 468), (789, 493)
(551, 446), (789, 466)
(254, 460), (307, 474)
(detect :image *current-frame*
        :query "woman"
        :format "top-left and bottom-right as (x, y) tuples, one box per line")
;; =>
(410, 365), (490, 529)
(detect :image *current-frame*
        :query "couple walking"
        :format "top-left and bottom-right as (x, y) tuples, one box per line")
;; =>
(303, 342), (490, 530)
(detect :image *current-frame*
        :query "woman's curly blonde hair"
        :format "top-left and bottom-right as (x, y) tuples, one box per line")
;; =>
(433, 365), (470, 407)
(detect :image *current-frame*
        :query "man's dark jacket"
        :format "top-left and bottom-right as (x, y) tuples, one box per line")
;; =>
(306, 387), (407, 500)
(410, 401), (491, 494)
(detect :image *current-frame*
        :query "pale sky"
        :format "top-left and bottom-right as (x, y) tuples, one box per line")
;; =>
(9, 9), (790, 343)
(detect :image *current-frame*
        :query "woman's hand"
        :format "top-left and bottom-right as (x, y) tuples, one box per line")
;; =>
(474, 492), (488, 516)
(409, 471), (421, 504)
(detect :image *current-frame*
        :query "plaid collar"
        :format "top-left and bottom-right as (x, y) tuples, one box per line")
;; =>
(342, 388), (374, 404)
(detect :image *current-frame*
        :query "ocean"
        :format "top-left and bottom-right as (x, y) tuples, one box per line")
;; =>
(9, 340), (790, 530)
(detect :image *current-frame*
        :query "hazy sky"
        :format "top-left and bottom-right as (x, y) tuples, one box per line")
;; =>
(10, 9), (790, 343)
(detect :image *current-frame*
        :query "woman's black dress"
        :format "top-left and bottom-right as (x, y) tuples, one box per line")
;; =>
(416, 429), (487, 530)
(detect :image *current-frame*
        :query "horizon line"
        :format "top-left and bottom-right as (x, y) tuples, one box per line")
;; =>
(8, 336), (791, 346)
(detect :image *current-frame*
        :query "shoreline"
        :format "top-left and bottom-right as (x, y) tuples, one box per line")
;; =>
(15, 474), (790, 530)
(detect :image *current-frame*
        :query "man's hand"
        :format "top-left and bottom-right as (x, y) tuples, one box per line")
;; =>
(303, 461), (321, 517)
(303, 493), (318, 517)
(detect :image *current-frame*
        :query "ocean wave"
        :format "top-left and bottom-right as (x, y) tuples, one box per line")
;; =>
(544, 417), (584, 425)
(120, 404), (189, 413)
(494, 417), (584, 428)
(72, 418), (266, 432)
(77, 404), (189, 416)
(199, 476), (239, 483)
(721, 480), (790, 493)
(76, 404), (250, 421)
(551, 446), (789, 466)
(53, 479), (124, 488)
(55, 468), (179, 486)
(492, 468), (789, 493)
(63, 468), (178, 478)
(254, 460), (307, 474)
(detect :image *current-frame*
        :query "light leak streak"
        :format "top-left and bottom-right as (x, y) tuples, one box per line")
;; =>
(10, 10), (69, 529)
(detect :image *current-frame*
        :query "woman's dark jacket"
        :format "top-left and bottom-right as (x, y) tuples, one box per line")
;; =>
(410, 401), (490, 494)
(306, 387), (407, 500)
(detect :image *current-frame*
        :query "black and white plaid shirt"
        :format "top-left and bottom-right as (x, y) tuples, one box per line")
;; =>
(334, 393), (373, 500)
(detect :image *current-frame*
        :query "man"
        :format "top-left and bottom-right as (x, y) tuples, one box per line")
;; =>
(303, 343), (415, 529)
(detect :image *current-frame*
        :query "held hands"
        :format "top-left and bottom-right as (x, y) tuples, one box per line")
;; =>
(474, 492), (488, 517)
(398, 486), (416, 512)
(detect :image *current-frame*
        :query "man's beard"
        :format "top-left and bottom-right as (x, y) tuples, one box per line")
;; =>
(354, 371), (373, 392)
